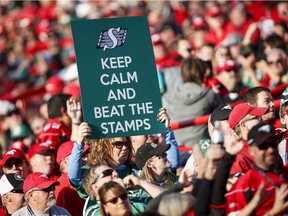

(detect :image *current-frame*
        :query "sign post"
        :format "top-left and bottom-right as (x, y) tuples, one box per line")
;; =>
(71, 16), (165, 139)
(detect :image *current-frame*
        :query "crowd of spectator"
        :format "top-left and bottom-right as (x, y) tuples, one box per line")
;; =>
(1, 0), (288, 216)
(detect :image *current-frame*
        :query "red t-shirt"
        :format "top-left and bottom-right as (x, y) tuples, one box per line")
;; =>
(37, 118), (71, 150)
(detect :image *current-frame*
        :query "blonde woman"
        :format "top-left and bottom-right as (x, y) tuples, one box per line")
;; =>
(135, 143), (176, 189)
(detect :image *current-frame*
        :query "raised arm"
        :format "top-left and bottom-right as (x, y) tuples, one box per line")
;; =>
(68, 122), (91, 187)
(158, 107), (181, 170)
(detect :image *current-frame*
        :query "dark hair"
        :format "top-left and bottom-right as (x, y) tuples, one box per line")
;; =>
(242, 86), (271, 106)
(181, 57), (207, 84)
(264, 34), (286, 52)
(47, 94), (71, 118)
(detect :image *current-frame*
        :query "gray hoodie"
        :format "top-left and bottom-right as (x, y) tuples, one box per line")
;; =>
(162, 82), (223, 147)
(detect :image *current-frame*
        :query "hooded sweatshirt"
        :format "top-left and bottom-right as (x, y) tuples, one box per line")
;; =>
(162, 82), (222, 147)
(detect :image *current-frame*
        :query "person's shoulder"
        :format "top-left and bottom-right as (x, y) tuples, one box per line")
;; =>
(11, 206), (27, 216)
(84, 198), (101, 216)
(52, 205), (71, 215)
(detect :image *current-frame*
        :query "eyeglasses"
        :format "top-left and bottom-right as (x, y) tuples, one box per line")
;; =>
(267, 59), (282, 65)
(93, 169), (114, 184)
(34, 185), (55, 193)
(104, 193), (128, 204)
(112, 141), (129, 149)
(257, 142), (277, 150)
(4, 159), (23, 169)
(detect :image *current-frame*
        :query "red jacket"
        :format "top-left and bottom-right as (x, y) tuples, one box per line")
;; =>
(230, 141), (254, 175)
(55, 173), (85, 216)
(226, 166), (288, 216)
(37, 118), (71, 150)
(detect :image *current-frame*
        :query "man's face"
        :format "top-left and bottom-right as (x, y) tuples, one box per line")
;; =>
(249, 143), (277, 170)
(28, 185), (56, 210)
(217, 69), (240, 91)
(3, 158), (26, 176)
(4, 191), (24, 210)
(256, 91), (275, 121)
(267, 52), (286, 75)
(29, 152), (55, 176)
(93, 166), (119, 199)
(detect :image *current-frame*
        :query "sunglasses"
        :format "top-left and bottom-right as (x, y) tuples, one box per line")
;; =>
(34, 185), (55, 193)
(93, 169), (114, 184)
(112, 141), (129, 149)
(104, 193), (128, 204)
(257, 142), (277, 151)
(267, 59), (282, 65)
(4, 159), (23, 169)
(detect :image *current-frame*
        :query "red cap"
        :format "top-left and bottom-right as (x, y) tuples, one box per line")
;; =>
(3, 148), (27, 165)
(56, 141), (89, 164)
(151, 33), (163, 45)
(206, 6), (223, 17)
(28, 142), (55, 160)
(9, 140), (26, 152)
(63, 83), (81, 98)
(216, 60), (239, 74)
(45, 76), (64, 95)
(228, 103), (268, 129)
(23, 172), (59, 193)
(191, 16), (207, 29)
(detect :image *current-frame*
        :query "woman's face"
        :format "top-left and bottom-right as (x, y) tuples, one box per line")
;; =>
(103, 190), (132, 216)
(110, 137), (129, 166)
(149, 152), (171, 173)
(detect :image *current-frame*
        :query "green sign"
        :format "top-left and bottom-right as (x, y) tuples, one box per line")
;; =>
(71, 16), (165, 139)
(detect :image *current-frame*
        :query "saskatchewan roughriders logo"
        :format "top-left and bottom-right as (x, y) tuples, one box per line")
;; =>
(97, 27), (128, 51)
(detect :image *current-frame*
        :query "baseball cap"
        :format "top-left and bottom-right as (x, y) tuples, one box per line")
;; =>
(9, 140), (26, 152)
(135, 143), (171, 170)
(23, 172), (59, 193)
(240, 45), (255, 58)
(45, 76), (64, 95)
(248, 122), (276, 147)
(228, 103), (268, 129)
(210, 104), (232, 126)
(3, 148), (27, 166)
(206, 5), (223, 17)
(0, 173), (24, 196)
(221, 33), (242, 47)
(28, 142), (55, 160)
(56, 141), (90, 164)
(191, 16), (207, 30)
(216, 60), (239, 74)
(151, 33), (163, 46)
(63, 83), (81, 98)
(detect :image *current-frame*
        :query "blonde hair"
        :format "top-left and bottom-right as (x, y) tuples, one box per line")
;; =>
(139, 159), (173, 188)
(82, 162), (108, 201)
